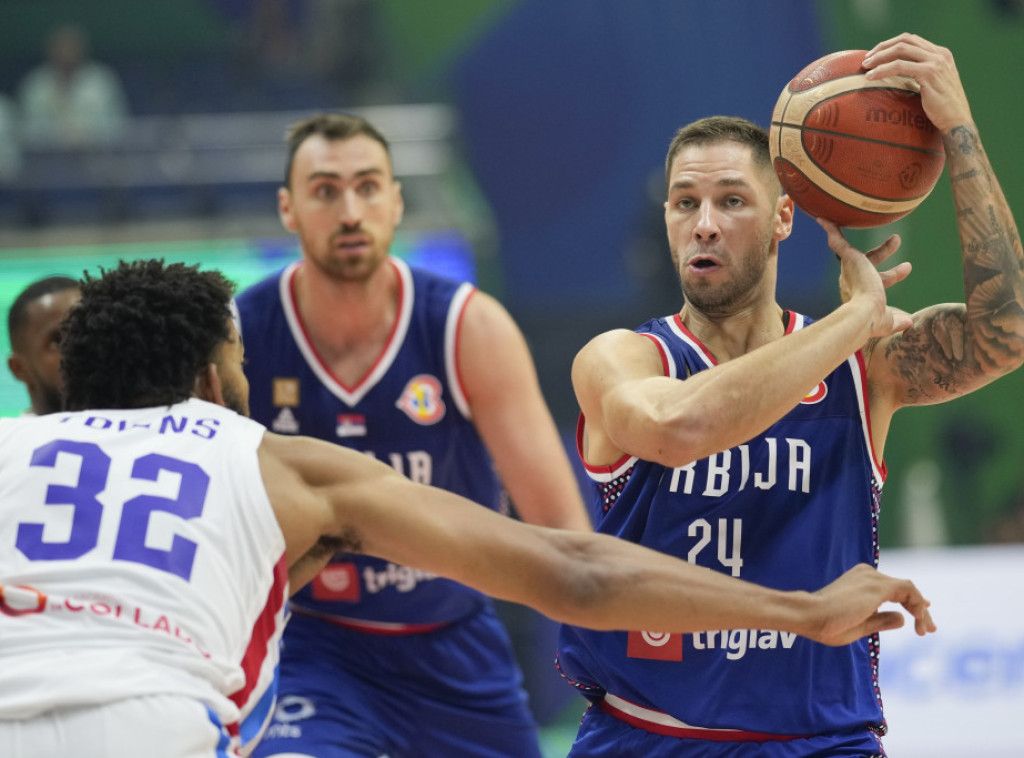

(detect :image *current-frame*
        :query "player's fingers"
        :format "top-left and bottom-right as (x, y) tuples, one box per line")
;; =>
(886, 576), (937, 635)
(884, 306), (914, 334)
(914, 605), (937, 636)
(878, 262), (912, 289)
(863, 58), (930, 83)
(864, 234), (902, 265)
(815, 217), (852, 256)
(863, 34), (939, 66)
(864, 610), (907, 635)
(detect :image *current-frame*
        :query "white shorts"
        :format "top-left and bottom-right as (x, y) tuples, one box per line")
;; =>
(0, 694), (235, 758)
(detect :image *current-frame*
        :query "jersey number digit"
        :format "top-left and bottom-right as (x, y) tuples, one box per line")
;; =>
(15, 441), (208, 581)
(113, 453), (210, 580)
(687, 517), (744, 577)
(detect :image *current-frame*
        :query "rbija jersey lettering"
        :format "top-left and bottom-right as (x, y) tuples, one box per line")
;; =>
(557, 312), (886, 738)
(0, 399), (287, 753)
(235, 258), (503, 627)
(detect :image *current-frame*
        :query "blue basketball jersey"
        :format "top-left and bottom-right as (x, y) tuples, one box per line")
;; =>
(558, 311), (886, 739)
(235, 258), (504, 628)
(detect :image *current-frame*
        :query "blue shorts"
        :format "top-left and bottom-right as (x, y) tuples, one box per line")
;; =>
(567, 705), (886, 758)
(252, 605), (542, 758)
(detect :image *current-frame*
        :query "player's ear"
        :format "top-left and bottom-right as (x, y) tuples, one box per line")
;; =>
(774, 193), (794, 242)
(392, 180), (404, 226)
(8, 353), (28, 383)
(278, 186), (297, 233)
(193, 363), (226, 407)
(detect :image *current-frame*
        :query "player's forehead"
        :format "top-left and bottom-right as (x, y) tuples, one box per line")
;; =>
(667, 140), (775, 197)
(669, 141), (758, 181)
(30, 288), (79, 315)
(291, 133), (392, 183)
(20, 289), (80, 335)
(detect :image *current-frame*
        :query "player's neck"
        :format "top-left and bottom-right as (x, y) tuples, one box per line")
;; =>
(293, 260), (398, 351)
(679, 300), (786, 364)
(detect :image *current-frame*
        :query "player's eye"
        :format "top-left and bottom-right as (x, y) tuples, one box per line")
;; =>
(356, 180), (380, 197)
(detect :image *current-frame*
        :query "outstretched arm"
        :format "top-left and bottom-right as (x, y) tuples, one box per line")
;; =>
(860, 34), (1024, 420)
(456, 290), (590, 530)
(259, 431), (936, 642)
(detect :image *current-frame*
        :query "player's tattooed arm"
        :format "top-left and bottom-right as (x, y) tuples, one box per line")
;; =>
(880, 124), (1024, 406)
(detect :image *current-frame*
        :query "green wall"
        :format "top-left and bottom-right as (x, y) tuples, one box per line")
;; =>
(818, 0), (1024, 545)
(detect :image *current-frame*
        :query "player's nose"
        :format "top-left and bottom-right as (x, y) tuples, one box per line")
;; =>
(693, 201), (720, 241)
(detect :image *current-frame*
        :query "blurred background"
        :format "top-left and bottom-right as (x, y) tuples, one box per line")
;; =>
(1, 1), (1022, 755)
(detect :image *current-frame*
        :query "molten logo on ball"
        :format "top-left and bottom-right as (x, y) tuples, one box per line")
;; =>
(865, 107), (935, 131)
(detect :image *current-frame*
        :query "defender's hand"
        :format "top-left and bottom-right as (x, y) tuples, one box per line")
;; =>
(806, 563), (936, 647)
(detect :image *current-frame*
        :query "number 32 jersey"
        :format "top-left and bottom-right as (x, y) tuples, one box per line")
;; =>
(557, 311), (886, 738)
(0, 399), (287, 750)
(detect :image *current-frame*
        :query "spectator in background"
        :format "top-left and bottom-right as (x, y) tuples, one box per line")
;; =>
(304, 0), (381, 102)
(0, 94), (21, 181)
(6, 276), (80, 416)
(17, 24), (129, 147)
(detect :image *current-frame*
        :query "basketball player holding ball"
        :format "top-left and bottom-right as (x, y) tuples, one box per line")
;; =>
(558, 33), (1024, 756)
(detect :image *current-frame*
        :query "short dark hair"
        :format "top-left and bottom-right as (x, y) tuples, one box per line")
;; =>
(283, 112), (392, 187)
(61, 259), (235, 411)
(7, 276), (79, 349)
(665, 116), (774, 188)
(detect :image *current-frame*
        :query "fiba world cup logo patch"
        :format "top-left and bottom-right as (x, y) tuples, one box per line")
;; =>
(396, 374), (446, 425)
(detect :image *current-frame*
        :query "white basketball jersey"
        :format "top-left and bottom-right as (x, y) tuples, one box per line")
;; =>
(0, 399), (287, 748)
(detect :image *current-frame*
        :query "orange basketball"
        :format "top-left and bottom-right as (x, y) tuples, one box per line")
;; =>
(769, 49), (945, 228)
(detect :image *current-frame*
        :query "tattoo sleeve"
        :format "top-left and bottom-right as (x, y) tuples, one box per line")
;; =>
(883, 124), (1024, 405)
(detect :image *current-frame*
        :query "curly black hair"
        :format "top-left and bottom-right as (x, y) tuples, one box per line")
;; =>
(61, 259), (236, 411)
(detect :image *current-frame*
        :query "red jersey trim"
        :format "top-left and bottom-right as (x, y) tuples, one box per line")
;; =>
(639, 332), (672, 377)
(230, 553), (288, 712)
(575, 329), (671, 482)
(575, 413), (636, 482)
(668, 314), (718, 367)
(783, 309), (799, 335)
(600, 692), (808, 743)
(288, 604), (451, 636)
